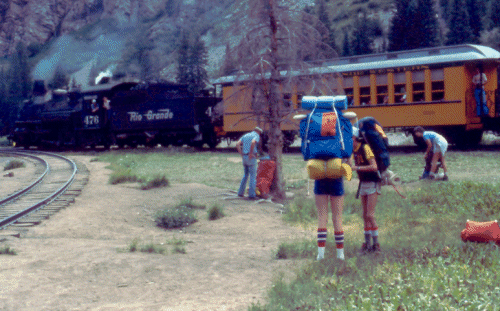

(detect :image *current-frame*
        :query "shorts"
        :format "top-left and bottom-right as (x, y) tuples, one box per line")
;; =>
(358, 181), (382, 196)
(314, 178), (344, 196)
(433, 139), (448, 155)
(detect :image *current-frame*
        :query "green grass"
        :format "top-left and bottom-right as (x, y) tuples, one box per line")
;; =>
(95, 148), (308, 191)
(126, 237), (189, 254)
(252, 178), (500, 310)
(93, 147), (500, 310)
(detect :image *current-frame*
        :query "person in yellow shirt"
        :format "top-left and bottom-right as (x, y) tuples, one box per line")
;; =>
(349, 127), (381, 254)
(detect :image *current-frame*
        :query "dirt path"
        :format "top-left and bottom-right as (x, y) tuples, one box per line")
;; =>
(0, 155), (309, 311)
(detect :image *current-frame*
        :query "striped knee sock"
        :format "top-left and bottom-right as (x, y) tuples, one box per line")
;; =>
(364, 227), (372, 246)
(371, 227), (379, 245)
(335, 231), (345, 260)
(317, 228), (327, 260)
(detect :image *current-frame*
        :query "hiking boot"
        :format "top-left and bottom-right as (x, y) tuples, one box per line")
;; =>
(372, 243), (381, 253)
(360, 243), (371, 255)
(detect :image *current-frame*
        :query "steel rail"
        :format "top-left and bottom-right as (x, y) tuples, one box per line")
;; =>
(0, 151), (49, 205)
(0, 150), (78, 229)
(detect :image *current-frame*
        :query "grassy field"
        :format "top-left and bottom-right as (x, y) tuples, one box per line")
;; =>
(93, 146), (500, 310)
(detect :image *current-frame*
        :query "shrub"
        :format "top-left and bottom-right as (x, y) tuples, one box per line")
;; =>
(127, 238), (167, 254)
(0, 246), (16, 255)
(178, 197), (206, 210)
(155, 206), (197, 229)
(207, 204), (225, 220)
(167, 237), (187, 254)
(4, 160), (24, 171)
(109, 169), (139, 185)
(140, 174), (169, 190)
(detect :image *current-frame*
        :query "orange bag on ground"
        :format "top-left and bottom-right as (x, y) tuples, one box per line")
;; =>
(256, 160), (276, 199)
(460, 220), (500, 245)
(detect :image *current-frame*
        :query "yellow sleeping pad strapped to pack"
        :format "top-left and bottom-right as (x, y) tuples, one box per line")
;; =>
(306, 158), (352, 181)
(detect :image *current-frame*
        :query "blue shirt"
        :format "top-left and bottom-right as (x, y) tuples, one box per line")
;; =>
(423, 131), (446, 145)
(238, 131), (260, 154)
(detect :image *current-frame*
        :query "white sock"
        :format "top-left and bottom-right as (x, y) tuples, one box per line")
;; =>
(336, 248), (345, 260)
(317, 247), (325, 260)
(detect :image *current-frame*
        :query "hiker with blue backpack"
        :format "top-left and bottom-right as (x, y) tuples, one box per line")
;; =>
(298, 96), (354, 261)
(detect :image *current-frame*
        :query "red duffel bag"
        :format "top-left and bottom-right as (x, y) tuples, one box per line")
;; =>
(256, 159), (276, 199)
(460, 220), (500, 246)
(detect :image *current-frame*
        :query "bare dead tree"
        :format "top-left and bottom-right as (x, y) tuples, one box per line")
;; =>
(226, 0), (341, 201)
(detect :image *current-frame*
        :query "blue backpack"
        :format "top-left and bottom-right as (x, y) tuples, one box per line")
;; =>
(299, 96), (353, 161)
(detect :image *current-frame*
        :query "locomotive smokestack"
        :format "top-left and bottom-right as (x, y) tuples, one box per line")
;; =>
(33, 80), (47, 96)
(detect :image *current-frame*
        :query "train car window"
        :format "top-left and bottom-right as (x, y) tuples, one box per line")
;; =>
(394, 72), (407, 103)
(251, 85), (266, 112)
(297, 93), (305, 108)
(343, 76), (354, 106)
(431, 69), (445, 101)
(359, 75), (371, 105)
(376, 74), (388, 104)
(283, 93), (292, 109)
(412, 70), (425, 102)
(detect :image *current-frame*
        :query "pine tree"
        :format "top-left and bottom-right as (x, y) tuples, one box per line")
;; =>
(176, 31), (208, 94)
(417, 0), (440, 47)
(351, 15), (373, 55)
(176, 32), (191, 85)
(389, 0), (439, 51)
(188, 34), (209, 94)
(446, 0), (474, 45)
(316, 0), (336, 57)
(466, 0), (482, 43)
(388, 0), (414, 51)
(8, 42), (31, 100)
(221, 43), (236, 76)
(341, 32), (351, 56)
(486, 0), (500, 29)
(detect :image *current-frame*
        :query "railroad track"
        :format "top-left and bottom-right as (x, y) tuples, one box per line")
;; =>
(0, 150), (89, 236)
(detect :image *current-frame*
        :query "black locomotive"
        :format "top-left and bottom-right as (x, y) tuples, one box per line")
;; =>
(11, 80), (221, 149)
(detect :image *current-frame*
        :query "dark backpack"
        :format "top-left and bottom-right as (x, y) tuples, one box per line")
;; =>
(356, 117), (390, 173)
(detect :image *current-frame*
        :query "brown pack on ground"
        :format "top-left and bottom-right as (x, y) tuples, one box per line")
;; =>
(460, 220), (500, 246)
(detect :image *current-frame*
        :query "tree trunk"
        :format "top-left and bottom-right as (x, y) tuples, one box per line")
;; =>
(267, 0), (286, 201)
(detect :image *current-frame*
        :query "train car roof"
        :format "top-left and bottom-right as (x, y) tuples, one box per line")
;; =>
(213, 44), (500, 84)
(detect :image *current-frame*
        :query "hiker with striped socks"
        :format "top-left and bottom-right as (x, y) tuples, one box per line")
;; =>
(315, 178), (345, 260)
(350, 127), (382, 254)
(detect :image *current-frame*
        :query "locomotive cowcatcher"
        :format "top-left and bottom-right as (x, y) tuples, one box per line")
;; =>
(11, 79), (221, 149)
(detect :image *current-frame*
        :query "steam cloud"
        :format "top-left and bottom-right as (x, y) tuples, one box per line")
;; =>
(32, 32), (125, 87)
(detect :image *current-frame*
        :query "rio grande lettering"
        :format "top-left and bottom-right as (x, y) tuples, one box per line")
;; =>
(128, 109), (174, 122)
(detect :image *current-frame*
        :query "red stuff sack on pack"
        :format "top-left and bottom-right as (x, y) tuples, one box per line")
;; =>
(460, 220), (500, 245)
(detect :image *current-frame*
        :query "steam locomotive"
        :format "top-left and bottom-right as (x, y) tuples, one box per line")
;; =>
(10, 79), (222, 149)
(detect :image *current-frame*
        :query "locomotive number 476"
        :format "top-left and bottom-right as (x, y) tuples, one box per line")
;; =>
(84, 115), (100, 126)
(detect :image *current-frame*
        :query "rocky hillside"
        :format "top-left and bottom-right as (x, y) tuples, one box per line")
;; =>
(0, 0), (391, 87)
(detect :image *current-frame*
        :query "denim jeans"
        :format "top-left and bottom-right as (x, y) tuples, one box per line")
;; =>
(474, 89), (489, 116)
(237, 155), (257, 198)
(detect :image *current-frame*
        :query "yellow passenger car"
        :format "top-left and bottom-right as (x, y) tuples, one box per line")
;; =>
(213, 44), (500, 147)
